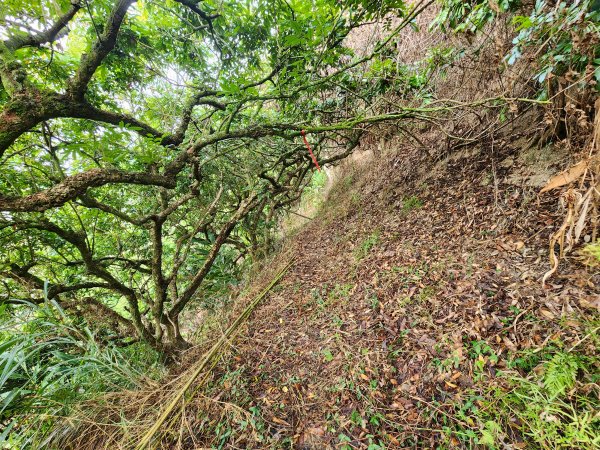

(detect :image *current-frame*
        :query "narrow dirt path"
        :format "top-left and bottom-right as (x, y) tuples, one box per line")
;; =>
(195, 135), (598, 448)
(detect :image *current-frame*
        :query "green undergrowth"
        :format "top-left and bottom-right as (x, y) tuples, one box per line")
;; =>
(0, 301), (164, 448)
(354, 230), (381, 261)
(437, 321), (600, 449)
(402, 195), (423, 212)
(582, 242), (600, 267)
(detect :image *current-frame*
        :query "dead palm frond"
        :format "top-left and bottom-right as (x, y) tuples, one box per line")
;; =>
(541, 98), (600, 284)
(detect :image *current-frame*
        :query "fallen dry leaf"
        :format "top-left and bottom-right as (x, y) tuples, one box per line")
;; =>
(540, 160), (587, 194)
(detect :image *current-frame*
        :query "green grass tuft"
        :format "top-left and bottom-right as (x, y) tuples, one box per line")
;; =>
(402, 195), (423, 212)
(354, 231), (380, 261)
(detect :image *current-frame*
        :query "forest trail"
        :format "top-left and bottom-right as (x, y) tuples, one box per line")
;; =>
(180, 122), (598, 448)
(2, 1), (599, 448)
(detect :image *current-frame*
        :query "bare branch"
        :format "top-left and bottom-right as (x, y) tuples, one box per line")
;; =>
(3, 262), (112, 299)
(169, 192), (259, 317)
(150, 220), (167, 337)
(167, 184), (223, 288)
(174, 0), (219, 22)
(74, 103), (181, 146)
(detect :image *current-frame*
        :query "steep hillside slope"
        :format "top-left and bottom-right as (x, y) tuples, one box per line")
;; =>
(61, 115), (599, 450)
(43, 3), (600, 448)
(175, 122), (598, 448)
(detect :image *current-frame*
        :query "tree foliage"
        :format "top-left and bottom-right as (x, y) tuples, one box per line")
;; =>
(0, 0), (430, 353)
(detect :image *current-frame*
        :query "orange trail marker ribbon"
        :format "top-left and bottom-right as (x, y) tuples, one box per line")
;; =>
(301, 130), (321, 172)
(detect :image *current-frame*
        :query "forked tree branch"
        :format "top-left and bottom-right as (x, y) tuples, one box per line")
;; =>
(169, 192), (260, 317)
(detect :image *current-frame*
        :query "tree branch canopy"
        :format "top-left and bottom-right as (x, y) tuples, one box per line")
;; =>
(0, 0), (441, 352)
(68, 0), (136, 98)
(0, 168), (176, 212)
(4, 1), (83, 51)
(0, 95), (180, 157)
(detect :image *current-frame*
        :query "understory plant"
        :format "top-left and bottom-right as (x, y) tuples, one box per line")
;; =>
(0, 300), (162, 447)
(455, 339), (600, 449)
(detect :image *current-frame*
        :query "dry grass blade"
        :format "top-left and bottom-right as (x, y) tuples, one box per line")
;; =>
(134, 259), (295, 450)
(543, 192), (575, 286)
(541, 99), (600, 284)
(574, 187), (593, 242)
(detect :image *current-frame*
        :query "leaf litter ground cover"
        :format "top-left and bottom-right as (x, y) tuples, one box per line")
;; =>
(60, 119), (599, 450)
(181, 125), (599, 449)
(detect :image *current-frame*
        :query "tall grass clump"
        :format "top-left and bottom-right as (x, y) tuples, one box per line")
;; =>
(0, 299), (163, 448)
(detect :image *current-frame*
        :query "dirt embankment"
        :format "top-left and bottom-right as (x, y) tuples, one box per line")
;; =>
(186, 112), (598, 448)
(69, 105), (599, 450)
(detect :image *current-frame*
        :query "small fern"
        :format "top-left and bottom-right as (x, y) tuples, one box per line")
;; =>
(454, 345), (599, 450)
(543, 353), (579, 397)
